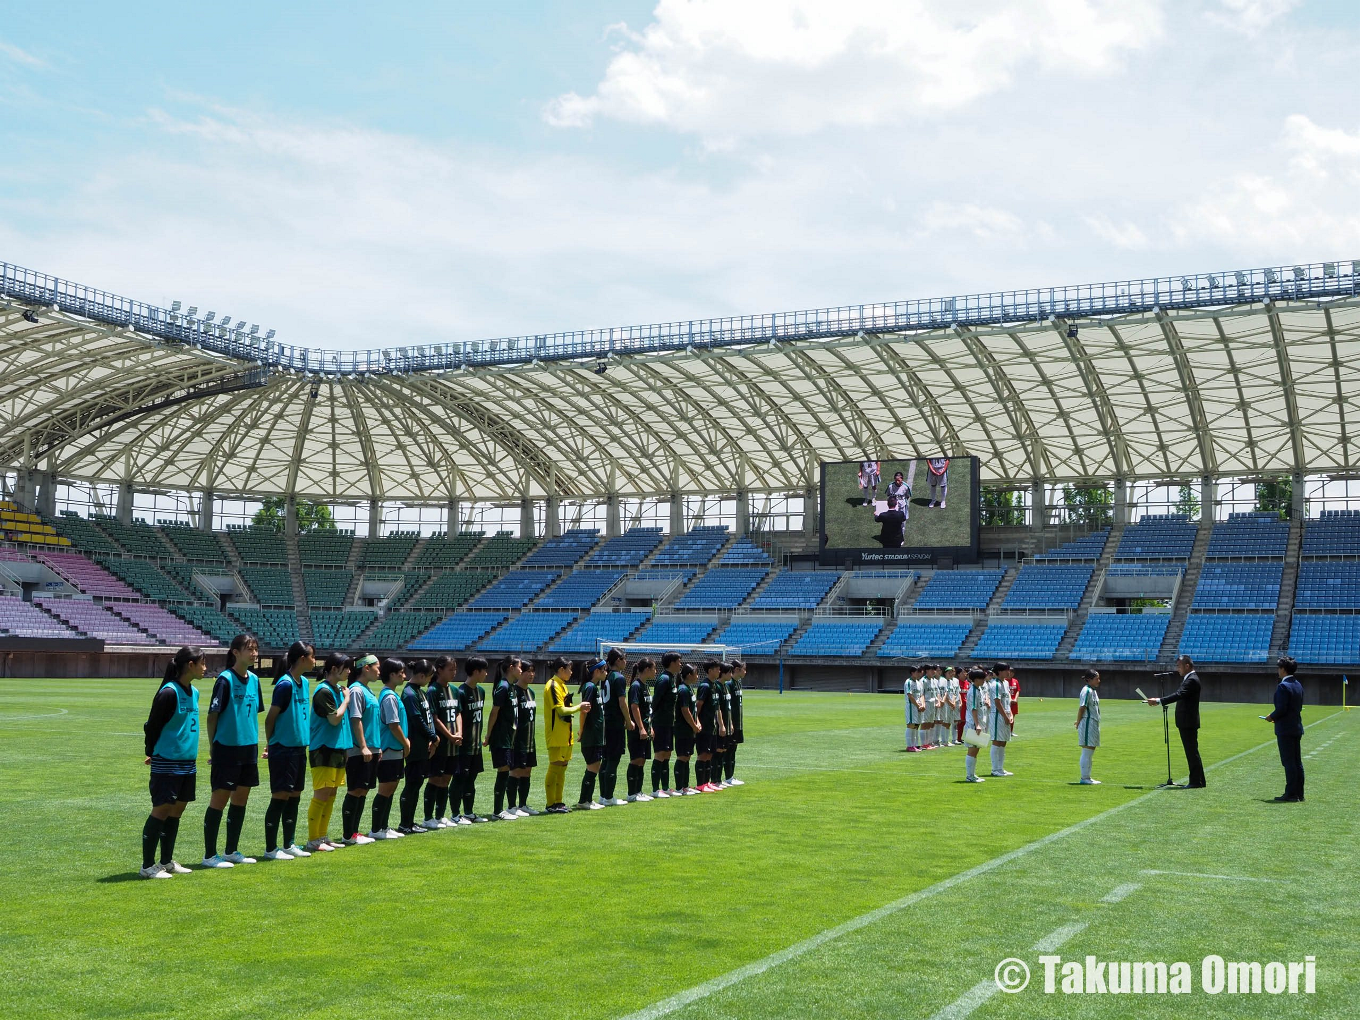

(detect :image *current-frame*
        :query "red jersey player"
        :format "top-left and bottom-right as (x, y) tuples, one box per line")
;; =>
(1006, 673), (1020, 733)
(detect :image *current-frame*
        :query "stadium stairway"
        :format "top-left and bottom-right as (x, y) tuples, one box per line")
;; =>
(734, 566), (782, 610)
(1053, 522), (1124, 660)
(1269, 516), (1303, 657)
(953, 615), (990, 659)
(862, 616), (899, 658)
(286, 534), (314, 644)
(1156, 516), (1214, 662)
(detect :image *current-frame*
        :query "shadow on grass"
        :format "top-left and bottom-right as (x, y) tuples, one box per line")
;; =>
(97, 872), (147, 884)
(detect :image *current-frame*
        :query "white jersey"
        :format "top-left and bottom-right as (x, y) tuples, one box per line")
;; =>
(1078, 685), (1101, 748)
(987, 678), (1012, 741)
(947, 677), (961, 710)
(905, 677), (926, 724)
(887, 479), (910, 504)
(965, 680), (989, 730)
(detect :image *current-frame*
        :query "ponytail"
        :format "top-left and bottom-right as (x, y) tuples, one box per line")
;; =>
(631, 657), (654, 680)
(276, 640), (315, 683)
(162, 645), (204, 687)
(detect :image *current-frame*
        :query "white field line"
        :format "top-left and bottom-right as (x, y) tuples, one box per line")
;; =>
(1100, 882), (1141, 903)
(929, 919), (1093, 1020)
(1140, 869), (1272, 883)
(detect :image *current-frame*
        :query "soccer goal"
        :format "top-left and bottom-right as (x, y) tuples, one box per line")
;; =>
(598, 640), (741, 660)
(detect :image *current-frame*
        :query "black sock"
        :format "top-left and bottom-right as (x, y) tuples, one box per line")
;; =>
(264, 798), (285, 852)
(696, 759), (709, 786)
(435, 784), (449, 818)
(494, 772), (508, 814)
(725, 747), (735, 781)
(282, 798), (299, 847)
(462, 778), (476, 816)
(160, 815), (181, 865)
(341, 794), (363, 839)
(650, 760), (662, 792)
(400, 777), (422, 828)
(424, 783), (437, 820)
(371, 793), (392, 832)
(224, 803), (247, 855)
(598, 760), (612, 800)
(447, 775), (463, 816)
(142, 814), (165, 870)
(662, 759), (672, 791)
(676, 759), (689, 790)
(625, 763), (638, 796)
(519, 775), (531, 807)
(580, 770), (596, 804)
(203, 806), (223, 859)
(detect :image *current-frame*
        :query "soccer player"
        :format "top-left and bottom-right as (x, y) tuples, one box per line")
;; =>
(695, 661), (727, 792)
(1075, 668), (1101, 785)
(904, 664), (926, 752)
(858, 460), (881, 505)
(599, 648), (633, 807)
(650, 652), (680, 796)
(422, 655), (459, 828)
(261, 640), (316, 861)
(397, 658), (437, 834)
(574, 659), (608, 809)
(712, 662), (735, 787)
(886, 471), (911, 520)
(626, 657), (655, 802)
(724, 659), (746, 785)
(1007, 670), (1021, 735)
(543, 656), (586, 813)
(304, 651), (353, 853)
(963, 667), (990, 783)
(926, 457), (949, 508)
(485, 655), (521, 820)
(368, 658), (410, 839)
(923, 664), (942, 749)
(987, 663), (1015, 777)
(510, 658), (539, 816)
(141, 645), (206, 878)
(955, 666), (970, 745)
(452, 657), (488, 823)
(945, 666), (962, 746)
(674, 663), (701, 794)
(202, 634), (264, 868)
(340, 654), (381, 845)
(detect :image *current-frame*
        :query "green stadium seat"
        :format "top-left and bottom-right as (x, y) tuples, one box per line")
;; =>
(359, 532), (420, 568)
(160, 524), (230, 564)
(311, 609), (377, 649)
(228, 526), (288, 564)
(99, 558), (192, 601)
(239, 566), (295, 606)
(364, 611), (445, 650)
(412, 532), (483, 569)
(303, 570), (354, 608)
(227, 605), (300, 648)
(404, 571), (496, 609)
(465, 531), (537, 569)
(297, 530), (354, 566)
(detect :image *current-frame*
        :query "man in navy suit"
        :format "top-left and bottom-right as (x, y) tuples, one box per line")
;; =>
(1265, 656), (1305, 803)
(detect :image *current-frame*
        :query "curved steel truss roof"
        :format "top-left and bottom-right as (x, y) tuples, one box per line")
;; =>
(2, 259), (1359, 503)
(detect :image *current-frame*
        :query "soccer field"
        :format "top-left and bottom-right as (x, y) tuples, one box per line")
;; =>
(2, 680), (1354, 1019)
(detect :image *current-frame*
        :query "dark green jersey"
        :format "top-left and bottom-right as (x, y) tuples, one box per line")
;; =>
(696, 678), (718, 733)
(603, 670), (628, 734)
(428, 681), (457, 756)
(717, 679), (732, 727)
(628, 678), (651, 729)
(653, 671), (677, 729)
(578, 679), (605, 748)
(488, 678), (516, 749)
(727, 678), (743, 731)
(675, 681), (695, 730)
(455, 682), (484, 755)
(512, 684), (536, 754)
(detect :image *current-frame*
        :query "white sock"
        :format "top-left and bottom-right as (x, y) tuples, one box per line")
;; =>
(965, 754), (975, 779)
(908, 728), (917, 749)
(1080, 748), (1094, 780)
(989, 746), (1000, 773)
(998, 746), (1007, 771)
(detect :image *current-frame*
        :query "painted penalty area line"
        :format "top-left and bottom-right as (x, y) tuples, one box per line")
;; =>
(928, 919), (1093, 1020)
(616, 710), (1345, 1020)
(1141, 869), (1272, 883)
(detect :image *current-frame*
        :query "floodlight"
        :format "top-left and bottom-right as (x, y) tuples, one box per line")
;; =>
(204, 311), (216, 322)
(170, 300), (181, 312)
(264, 329), (275, 340)
(22, 309), (39, 323)
(594, 359), (608, 375)
(186, 306), (197, 317)
(249, 324), (259, 335)
(1066, 324), (1078, 339)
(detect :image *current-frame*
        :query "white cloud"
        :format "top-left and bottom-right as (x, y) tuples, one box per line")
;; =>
(546, 0), (1164, 138)
(0, 38), (44, 68)
(1209, 0), (1300, 35)
(1085, 215), (1150, 250)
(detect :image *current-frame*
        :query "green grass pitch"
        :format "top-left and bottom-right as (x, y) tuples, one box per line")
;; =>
(1, 680), (1354, 1019)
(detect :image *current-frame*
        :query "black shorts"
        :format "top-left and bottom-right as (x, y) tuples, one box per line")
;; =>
(605, 729), (626, 759)
(581, 743), (603, 765)
(729, 728), (744, 745)
(149, 771), (196, 806)
(428, 754), (455, 778)
(376, 758), (405, 784)
(309, 747), (347, 769)
(267, 747), (307, 794)
(454, 753), (484, 778)
(652, 725), (674, 752)
(209, 743), (260, 792)
(675, 729), (696, 757)
(696, 732), (715, 755)
(712, 734), (726, 754)
(511, 749), (537, 770)
(345, 755), (378, 791)
(490, 746), (514, 769)
(627, 733), (652, 761)
(404, 758), (428, 782)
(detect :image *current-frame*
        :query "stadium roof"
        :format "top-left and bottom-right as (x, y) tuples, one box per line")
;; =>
(2, 259), (1359, 503)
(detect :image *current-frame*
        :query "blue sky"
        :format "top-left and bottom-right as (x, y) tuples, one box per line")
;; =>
(2, 1), (1358, 350)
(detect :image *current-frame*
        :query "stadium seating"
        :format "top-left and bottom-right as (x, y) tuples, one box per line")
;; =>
(367, 611), (448, 650)
(750, 570), (840, 609)
(1288, 615), (1360, 664)
(403, 571), (495, 609)
(1001, 565), (1093, 610)
(876, 620), (973, 658)
(970, 621), (1067, 660)
(303, 570), (353, 608)
(521, 529), (599, 567)
(52, 512), (118, 554)
(110, 602), (217, 646)
(310, 609), (378, 649)
(630, 617), (719, 647)
(1205, 512), (1289, 559)
(636, 568), (697, 586)
(167, 604), (240, 644)
(1069, 613), (1170, 661)
(788, 619), (883, 656)
(95, 518), (176, 558)
(586, 527), (664, 567)
(467, 570), (561, 610)
(161, 562), (214, 600)
(651, 525), (729, 566)
(1191, 563), (1282, 610)
(714, 618), (797, 654)
(407, 612), (506, 651)
(912, 570), (1006, 610)
(674, 568), (767, 609)
(226, 606), (300, 647)
(536, 570), (626, 609)
(238, 567), (295, 606)
(720, 538), (772, 565)
(1113, 515), (1197, 560)
(1, 505), (68, 548)
(480, 612), (578, 652)
(1301, 510), (1360, 557)
(1032, 530), (1109, 562)
(228, 526), (288, 564)
(465, 532), (537, 568)
(359, 532), (420, 568)
(160, 524), (230, 563)
(1178, 614), (1273, 663)
(549, 611), (652, 653)
(100, 558), (191, 601)
(1294, 562), (1360, 609)
(297, 530), (354, 566)
(412, 532), (482, 569)
(36, 598), (158, 644)
(37, 551), (140, 599)
(0, 596), (80, 639)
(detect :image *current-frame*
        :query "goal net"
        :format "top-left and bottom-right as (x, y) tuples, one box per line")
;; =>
(598, 640), (740, 660)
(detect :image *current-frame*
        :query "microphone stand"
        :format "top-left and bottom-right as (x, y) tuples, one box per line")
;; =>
(1155, 671), (1176, 788)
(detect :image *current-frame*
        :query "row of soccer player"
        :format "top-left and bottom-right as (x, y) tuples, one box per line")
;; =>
(902, 662), (1021, 752)
(140, 636), (747, 878)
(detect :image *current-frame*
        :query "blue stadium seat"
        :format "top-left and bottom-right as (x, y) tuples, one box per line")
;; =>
(1288, 615), (1360, 665)
(751, 571), (841, 609)
(720, 538), (772, 565)
(631, 617), (719, 647)
(714, 618), (797, 655)
(520, 529), (599, 568)
(1178, 614), (1273, 663)
(1032, 530), (1109, 562)
(480, 612), (579, 652)
(535, 570), (626, 608)
(1070, 613), (1169, 661)
(467, 570), (561, 609)
(1301, 510), (1360, 557)
(1295, 562), (1360, 609)
(586, 527), (665, 567)
(788, 619), (884, 656)
(1114, 515), (1197, 561)
(1002, 565), (1093, 610)
(1191, 563), (1282, 610)
(549, 611), (652, 653)
(970, 621), (1067, 660)
(876, 620), (973, 658)
(408, 612), (508, 651)
(912, 570), (1006, 610)
(636, 568), (697, 587)
(675, 568), (767, 609)
(651, 526), (729, 566)
(1205, 513), (1289, 559)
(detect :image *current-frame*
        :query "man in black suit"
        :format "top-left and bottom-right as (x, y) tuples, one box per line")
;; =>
(1147, 654), (1205, 788)
(1265, 656), (1305, 802)
(872, 496), (907, 548)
